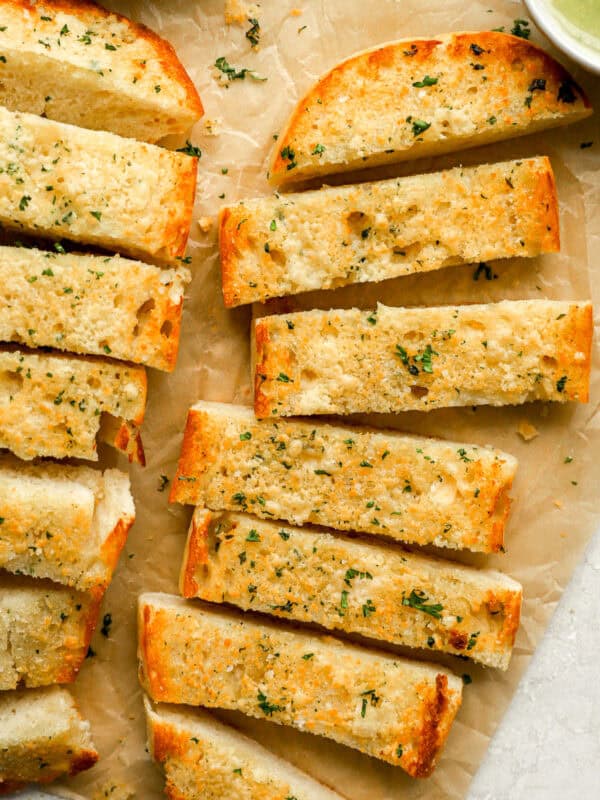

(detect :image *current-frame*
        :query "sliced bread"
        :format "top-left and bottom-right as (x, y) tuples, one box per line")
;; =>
(0, 106), (197, 263)
(269, 31), (591, 185)
(0, 347), (147, 462)
(0, 245), (190, 371)
(170, 401), (517, 553)
(221, 156), (559, 306)
(181, 508), (522, 669)
(138, 593), (463, 778)
(0, 686), (97, 792)
(0, 458), (134, 594)
(0, 0), (203, 142)
(0, 574), (99, 690)
(145, 698), (346, 800)
(254, 300), (592, 416)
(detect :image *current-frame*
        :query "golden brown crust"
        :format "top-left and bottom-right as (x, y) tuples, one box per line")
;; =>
(253, 321), (272, 419)
(161, 156), (198, 262)
(169, 409), (212, 505)
(219, 207), (241, 308)
(99, 516), (136, 587)
(179, 511), (210, 598)
(409, 674), (453, 778)
(53, 593), (102, 684)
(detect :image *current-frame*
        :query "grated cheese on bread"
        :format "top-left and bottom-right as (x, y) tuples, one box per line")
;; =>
(0, 574), (99, 690)
(0, 246), (190, 371)
(221, 157), (559, 306)
(0, 458), (134, 595)
(0, 0), (203, 143)
(254, 300), (592, 416)
(0, 686), (97, 793)
(0, 347), (147, 462)
(145, 697), (346, 800)
(181, 508), (522, 669)
(269, 31), (591, 185)
(0, 106), (197, 263)
(170, 401), (516, 553)
(138, 593), (463, 778)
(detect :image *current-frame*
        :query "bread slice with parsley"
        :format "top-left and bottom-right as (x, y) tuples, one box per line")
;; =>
(138, 593), (463, 778)
(145, 697), (346, 800)
(0, 686), (97, 792)
(0, 106), (197, 263)
(181, 508), (522, 670)
(0, 348), (146, 463)
(0, 0), (203, 143)
(0, 458), (134, 595)
(269, 31), (591, 185)
(0, 574), (99, 691)
(254, 300), (592, 417)
(221, 156), (558, 306)
(170, 401), (517, 553)
(0, 245), (190, 371)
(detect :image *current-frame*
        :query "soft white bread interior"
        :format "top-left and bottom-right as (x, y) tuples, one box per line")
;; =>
(138, 592), (463, 778)
(0, 348), (147, 462)
(170, 401), (517, 553)
(0, 106), (197, 263)
(220, 157), (559, 306)
(0, 686), (98, 792)
(0, 458), (134, 594)
(181, 508), (522, 669)
(270, 31), (591, 184)
(0, 246), (190, 371)
(254, 300), (592, 416)
(0, 573), (99, 690)
(0, 0), (203, 142)
(145, 697), (345, 800)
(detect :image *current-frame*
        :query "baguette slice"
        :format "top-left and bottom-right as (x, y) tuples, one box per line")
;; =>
(0, 348), (146, 462)
(145, 698), (346, 800)
(138, 593), (463, 778)
(269, 31), (591, 185)
(0, 574), (99, 690)
(170, 401), (517, 553)
(0, 0), (203, 143)
(254, 300), (592, 417)
(0, 458), (134, 595)
(221, 156), (559, 306)
(0, 246), (190, 371)
(181, 509), (522, 669)
(0, 686), (97, 792)
(0, 106), (197, 263)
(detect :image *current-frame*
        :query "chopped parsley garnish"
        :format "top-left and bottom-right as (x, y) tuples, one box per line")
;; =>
(239, 431), (252, 440)
(528, 78), (546, 93)
(314, 469), (332, 476)
(360, 688), (381, 717)
(278, 529), (290, 540)
(457, 448), (472, 462)
(362, 599), (376, 617)
(19, 195), (31, 211)
(280, 145), (297, 170)
(245, 17), (261, 47)
(302, 652), (314, 660)
(271, 600), (295, 612)
(359, 460), (373, 468)
(396, 744), (404, 758)
(556, 375), (567, 392)
(232, 492), (247, 505)
(157, 475), (169, 492)
(402, 589), (443, 619)
(215, 56), (266, 83)
(411, 118), (431, 136)
(470, 42), (484, 55)
(277, 372), (292, 382)
(473, 262), (496, 281)
(90, 210), (102, 221)
(176, 140), (202, 158)
(246, 529), (261, 542)
(100, 612), (112, 637)
(412, 75), (438, 87)
(462, 673), (473, 685)
(467, 631), (480, 650)
(511, 18), (531, 39)
(311, 143), (326, 155)
(257, 691), (283, 716)
(270, 219), (277, 231)
(558, 80), (578, 104)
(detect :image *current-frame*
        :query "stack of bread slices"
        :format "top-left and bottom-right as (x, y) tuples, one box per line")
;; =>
(141, 29), (594, 799)
(0, 0), (203, 791)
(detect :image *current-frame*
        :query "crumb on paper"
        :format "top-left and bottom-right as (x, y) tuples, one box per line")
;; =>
(290, 7), (304, 15)
(198, 216), (214, 233)
(225, 0), (259, 25)
(554, 499), (564, 509)
(93, 783), (135, 800)
(517, 420), (539, 441)
(203, 118), (223, 136)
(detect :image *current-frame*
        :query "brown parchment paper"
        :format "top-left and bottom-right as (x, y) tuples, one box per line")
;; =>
(48, 1), (600, 798)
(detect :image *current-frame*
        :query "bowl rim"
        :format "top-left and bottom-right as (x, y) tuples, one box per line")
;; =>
(524, 0), (600, 75)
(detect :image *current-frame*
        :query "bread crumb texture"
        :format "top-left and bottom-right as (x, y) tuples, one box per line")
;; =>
(254, 300), (592, 416)
(221, 157), (559, 305)
(0, 348), (146, 461)
(270, 31), (591, 184)
(0, 0), (203, 141)
(138, 594), (463, 777)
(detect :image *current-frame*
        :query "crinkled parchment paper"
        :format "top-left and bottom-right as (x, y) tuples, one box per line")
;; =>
(46, 1), (600, 798)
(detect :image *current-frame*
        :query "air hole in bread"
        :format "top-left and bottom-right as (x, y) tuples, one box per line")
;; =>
(0, 370), (24, 395)
(160, 320), (173, 338)
(467, 85), (478, 95)
(113, 294), (123, 308)
(87, 375), (101, 389)
(543, 355), (558, 367)
(403, 329), (424, 342)
(511, 58), (524, 72)
(346, 210), (371, 236)
(267, 248), (286, 267)
(410, 385), (429, 398)
(135, 298), (156, 333)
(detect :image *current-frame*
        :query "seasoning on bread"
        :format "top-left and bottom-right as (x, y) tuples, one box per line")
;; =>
(0, 0), (203, 142)
(170, 401), (517, 553)
(145, 697), (346, 800)
(0, 106), (197, 263)
(0, 348), (147, 462)
(269, 31), (592, 185)
(0, 246), (190, 371)
(221, 157), (559, 306)
(138, 593), (463, 778)
(181, 508), (522, 669)
(0, 459), (134, 595)
(254, 300), (592, 416)
(0, 575), (99, 691)
(0, 686), (97, 792)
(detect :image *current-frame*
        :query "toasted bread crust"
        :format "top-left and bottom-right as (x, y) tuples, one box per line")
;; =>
(270, 32), (591, 184)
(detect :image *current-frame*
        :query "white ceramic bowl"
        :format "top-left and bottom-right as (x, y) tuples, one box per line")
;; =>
(525, 0), (600, 75)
